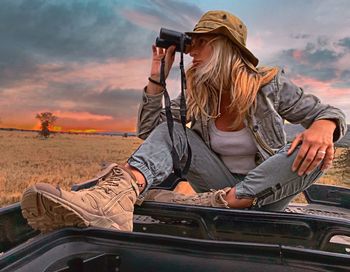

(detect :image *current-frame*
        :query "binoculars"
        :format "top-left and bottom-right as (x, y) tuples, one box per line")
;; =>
(155, 28), (192, 53)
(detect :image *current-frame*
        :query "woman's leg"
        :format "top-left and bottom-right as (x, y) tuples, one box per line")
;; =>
(232, 144), (324, 211)
(128, 122), (240, 194)
(130, 124), (322, 211)
(130, 124), (323, 211)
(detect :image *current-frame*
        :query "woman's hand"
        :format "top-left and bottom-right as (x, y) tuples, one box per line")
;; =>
(147, 45), (176, 95)
(150, 45), (176, 80)
(287, 120), (337, 176)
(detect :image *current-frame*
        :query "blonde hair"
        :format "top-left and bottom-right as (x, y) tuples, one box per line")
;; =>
(186, 35), (278, 129)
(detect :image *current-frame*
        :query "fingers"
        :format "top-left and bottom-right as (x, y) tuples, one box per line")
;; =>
(289, 123), (335, 176)
(164, 46), (175, 64)
(304, 148), (326, 175)
(287, 134), (302, 156)
(150, 45), (173, 80)
(292, 144), (334, 176)
(168, 45), (176, 56)
(321, 144), (334, 171)
(164, 46), (176, 75)
(152, 44), (173, 58)
(291, 141), (310, 175)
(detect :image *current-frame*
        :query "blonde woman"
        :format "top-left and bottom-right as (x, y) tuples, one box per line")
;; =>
(21, 11), (347, 233)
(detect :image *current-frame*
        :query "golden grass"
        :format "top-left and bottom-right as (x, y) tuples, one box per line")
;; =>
(0, 131), (142, 207)
(0, 130), (349, 207)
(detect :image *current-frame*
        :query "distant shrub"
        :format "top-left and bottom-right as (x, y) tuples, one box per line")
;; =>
(35, 112), (57, 138)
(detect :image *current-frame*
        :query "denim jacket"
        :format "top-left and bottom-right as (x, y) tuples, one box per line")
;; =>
(137, 69), (347, 163)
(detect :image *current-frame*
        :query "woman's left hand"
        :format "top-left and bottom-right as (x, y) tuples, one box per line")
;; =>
(287, 120), (337, 176)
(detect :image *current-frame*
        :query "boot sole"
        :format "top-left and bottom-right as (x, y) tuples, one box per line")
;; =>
(21, 186), (89, 233)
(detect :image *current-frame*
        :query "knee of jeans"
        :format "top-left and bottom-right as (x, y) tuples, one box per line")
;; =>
(251, 168), (323, 208)
(277, 143), (300, 154)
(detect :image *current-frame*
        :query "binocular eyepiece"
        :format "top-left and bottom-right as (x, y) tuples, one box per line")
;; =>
(155, 28), (192, 53)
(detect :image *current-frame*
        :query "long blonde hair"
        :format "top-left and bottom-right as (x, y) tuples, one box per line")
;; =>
(186, 35), (278, 129)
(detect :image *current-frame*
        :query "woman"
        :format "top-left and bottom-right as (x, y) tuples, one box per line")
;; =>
(21, 10), (347, 233)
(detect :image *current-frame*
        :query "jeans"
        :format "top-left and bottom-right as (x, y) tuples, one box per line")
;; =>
(128, 122), (323, 211)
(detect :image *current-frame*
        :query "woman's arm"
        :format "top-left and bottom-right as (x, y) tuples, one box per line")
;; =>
(276, 70), (347, 176)
(288, 119), (336, 176)
(137, 45), (183, 140)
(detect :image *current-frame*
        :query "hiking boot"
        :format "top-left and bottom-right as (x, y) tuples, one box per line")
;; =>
(143, 187), (231, 208)
(21, 163), (140, 233)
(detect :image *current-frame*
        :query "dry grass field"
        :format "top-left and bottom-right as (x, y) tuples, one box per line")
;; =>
(0, 130), (349, 207)
(0, 130), (143, 207)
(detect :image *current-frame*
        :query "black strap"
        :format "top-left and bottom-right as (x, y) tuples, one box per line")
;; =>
(159, 36), (192, 178)
(179, 35), (192, 176)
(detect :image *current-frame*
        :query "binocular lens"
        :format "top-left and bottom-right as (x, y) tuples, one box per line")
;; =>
(155, 28), (192, 53)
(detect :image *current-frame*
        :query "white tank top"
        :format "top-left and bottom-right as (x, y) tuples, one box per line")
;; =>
(209, 120), (258, 174)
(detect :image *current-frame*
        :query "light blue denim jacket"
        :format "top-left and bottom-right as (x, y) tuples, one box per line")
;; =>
(137, 69), (347, 163)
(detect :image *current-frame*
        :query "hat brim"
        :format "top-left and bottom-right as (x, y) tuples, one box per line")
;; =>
(186, 26), (259, 68)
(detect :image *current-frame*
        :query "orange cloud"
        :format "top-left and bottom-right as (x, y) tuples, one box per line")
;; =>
(54, 116), (137, 132)
(68, 129), (97, 133)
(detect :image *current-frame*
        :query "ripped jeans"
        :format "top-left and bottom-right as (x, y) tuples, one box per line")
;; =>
(128, 122), (324, 211)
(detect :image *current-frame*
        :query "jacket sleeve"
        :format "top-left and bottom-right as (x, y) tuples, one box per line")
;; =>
(276, 69), (347, 142)
(136, 87), (182, 140)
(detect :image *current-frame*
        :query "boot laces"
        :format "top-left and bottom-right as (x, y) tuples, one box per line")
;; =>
(90, 166), (124, 195)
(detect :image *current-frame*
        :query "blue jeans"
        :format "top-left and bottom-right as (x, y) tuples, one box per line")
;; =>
(128, 122), (323, 211)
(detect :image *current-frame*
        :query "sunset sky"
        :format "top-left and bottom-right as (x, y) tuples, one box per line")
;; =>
(0, 0), (349, 132)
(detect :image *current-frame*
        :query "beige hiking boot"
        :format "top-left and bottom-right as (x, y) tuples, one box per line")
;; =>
(143, 187), (231, 208)
(21, 163), (140, 233)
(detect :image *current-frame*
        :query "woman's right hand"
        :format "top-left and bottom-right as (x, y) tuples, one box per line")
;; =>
(147, 45), (176, 95)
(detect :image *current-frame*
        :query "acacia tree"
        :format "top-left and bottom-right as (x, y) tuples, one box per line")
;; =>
(35, 112), (57, 138)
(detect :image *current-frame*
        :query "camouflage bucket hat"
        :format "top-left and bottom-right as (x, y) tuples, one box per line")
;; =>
(186, 10), (259, 70)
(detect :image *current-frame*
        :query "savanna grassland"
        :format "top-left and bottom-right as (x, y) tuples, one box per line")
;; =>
(0, 130), (349, 207)
(0, 130), (143, 207)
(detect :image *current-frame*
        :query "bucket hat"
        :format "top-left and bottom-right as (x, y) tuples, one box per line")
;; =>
(186, 10), (259, 69)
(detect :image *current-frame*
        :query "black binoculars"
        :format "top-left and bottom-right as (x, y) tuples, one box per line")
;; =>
(155, 28), (192, 53)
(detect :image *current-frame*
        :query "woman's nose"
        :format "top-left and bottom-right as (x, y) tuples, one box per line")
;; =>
(189, 47), (197, 57)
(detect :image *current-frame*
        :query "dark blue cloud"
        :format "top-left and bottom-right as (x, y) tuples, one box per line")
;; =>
(290, 33), (311, 39)
(278, 50), (338, 81)
(333, 70), (350, 88)
(0, 0), (157, 89)
(128, 0), (202, 31)
(276, 37), (348, 84)
(0, 0), (202, 89)
(338, 37), (350, 50)
(0, 0), (152, 62)
(306, 49), (339, 65)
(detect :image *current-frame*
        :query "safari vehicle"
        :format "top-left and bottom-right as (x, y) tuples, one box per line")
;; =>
(1, 173), (350, 272)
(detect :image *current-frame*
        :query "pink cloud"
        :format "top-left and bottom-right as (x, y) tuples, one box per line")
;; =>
(37, 57), (181, 96)
(122, 10), (161, 31)
(292, 49), (303, 62)
(0, 55), (184, 131)
(291, 74), (349, 98)
(54, 111), (113, 121)
(37, 58), (152, 90)
(248, 35), (264, 51)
